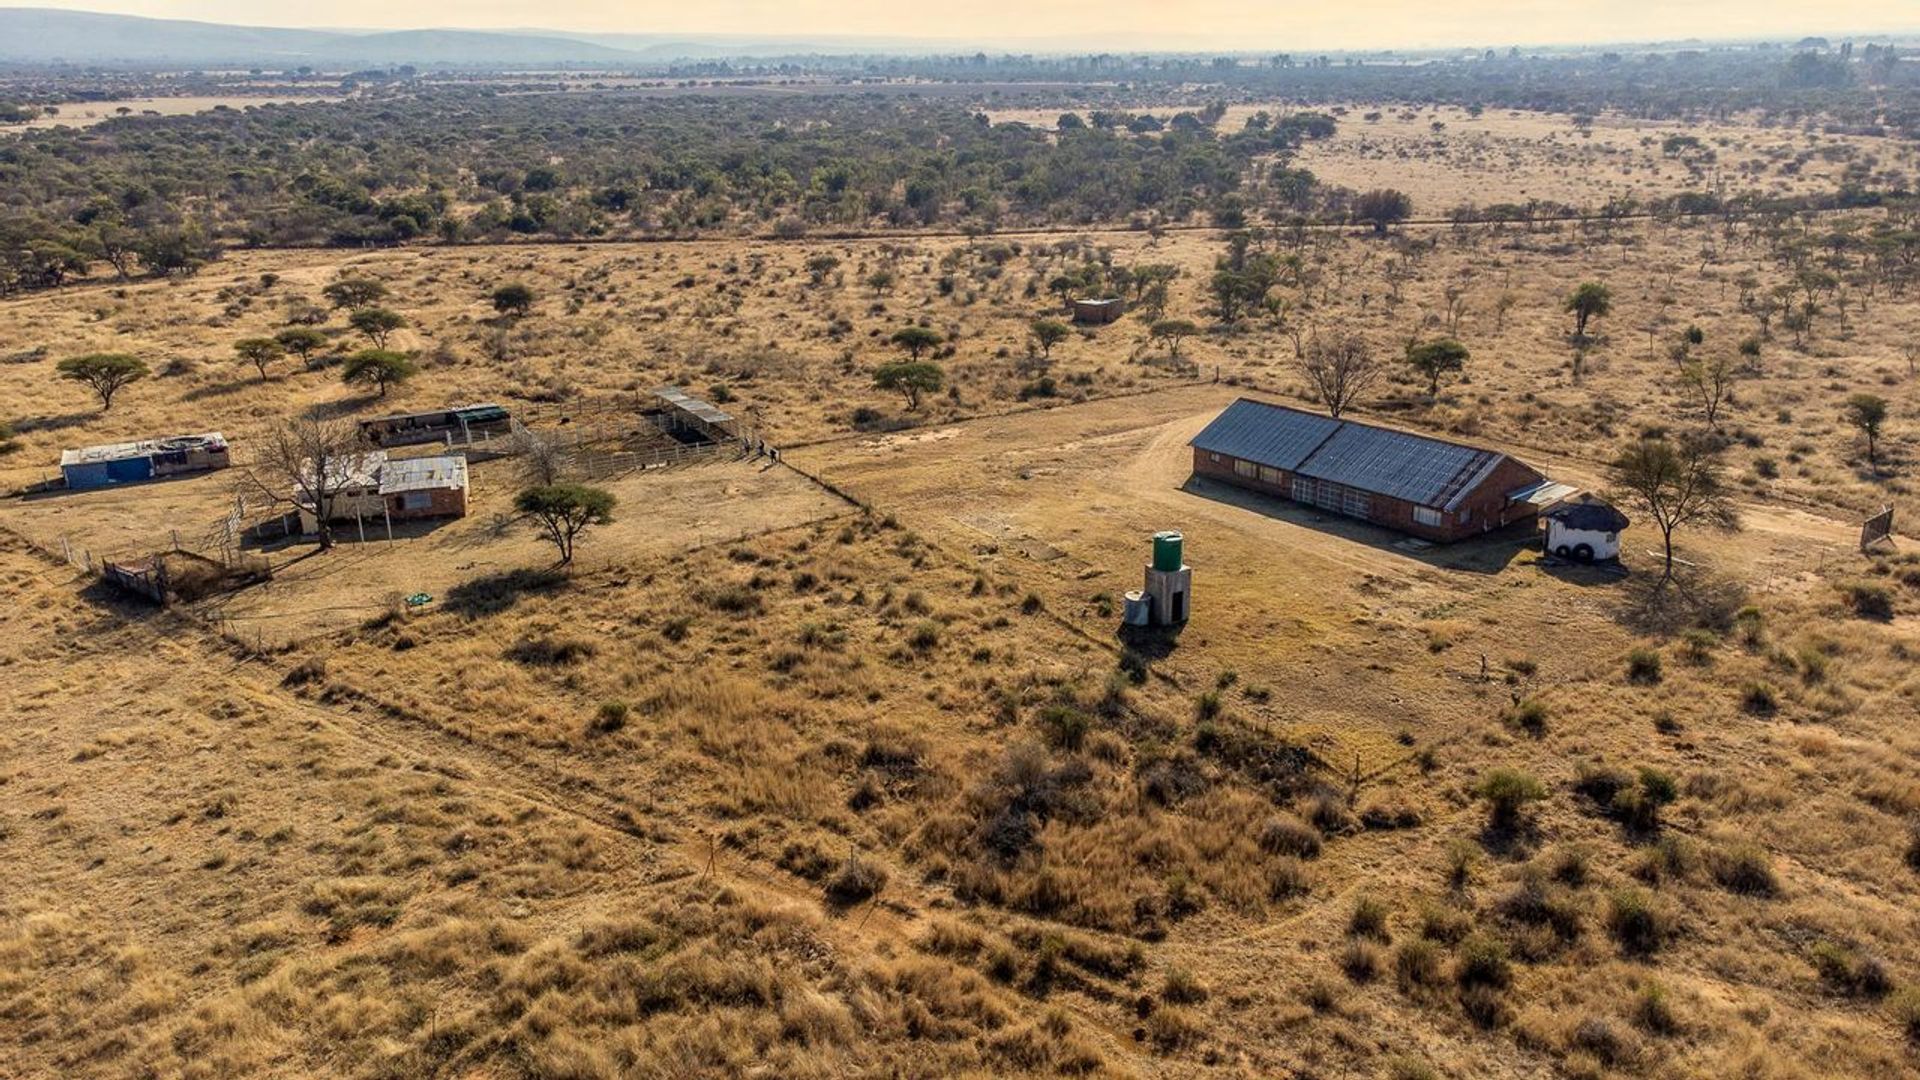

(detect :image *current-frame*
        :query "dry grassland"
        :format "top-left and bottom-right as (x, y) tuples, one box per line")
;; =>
(2, 107), (1920, 1079)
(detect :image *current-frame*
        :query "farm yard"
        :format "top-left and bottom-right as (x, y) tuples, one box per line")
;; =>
(3, 51), (1920, 1080)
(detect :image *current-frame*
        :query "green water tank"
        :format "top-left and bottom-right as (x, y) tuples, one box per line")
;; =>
(1152, 531), (1184, 572)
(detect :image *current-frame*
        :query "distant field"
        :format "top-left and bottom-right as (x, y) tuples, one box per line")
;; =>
(11, 94), (342, 130)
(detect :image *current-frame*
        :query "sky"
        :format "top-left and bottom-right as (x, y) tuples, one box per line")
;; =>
(19, 0), (1920, 50)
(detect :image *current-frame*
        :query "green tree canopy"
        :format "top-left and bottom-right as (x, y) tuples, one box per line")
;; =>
(348, 306), (407, 347)
(341, 349), (417, 398)
(233, 337), (286, 381)
(1842, 392), (1890, 467)
(56, 353), (148, 411)
(1029, 319), (1071, 358)
(889, 326), (943, 360)
(873, 361), (944, 410)
(275, 326), (329, 365)
(324, 277), (389, 309)
(515, 483), (615, 564)
(1405, 338), (1470, 397)
(491, 283), (536, 317)
(1566, 282), (1613, 338)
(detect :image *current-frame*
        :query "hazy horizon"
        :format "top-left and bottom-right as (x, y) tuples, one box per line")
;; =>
(11, 0), (1920, 52)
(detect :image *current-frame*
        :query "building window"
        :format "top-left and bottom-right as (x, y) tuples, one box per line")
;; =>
(1258, 465), (1283, 485)
(401, 491), (433, 511)
(1412, 506), (1443, 527)
(1208, 452), (1220, 463)
(1290, 477), (1315, 503)
(1233, 458), (1257, 478)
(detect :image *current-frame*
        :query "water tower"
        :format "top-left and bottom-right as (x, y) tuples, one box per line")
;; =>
(1124, 530), (1190, 627)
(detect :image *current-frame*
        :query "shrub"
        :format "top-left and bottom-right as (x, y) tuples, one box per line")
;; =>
(1348, 896), (1391, 941)
(1268, 858), (1311, 900)
(1633, 980), (1678, 1034)
(1300, 977), (1342, 1013)
(1571, 1015), (1633, 1066)
(1475, 768), (1546, 828)
(1257, 815), (1322, 859)
(824, 855), (889, 905)
(1734, 605), (1766, 647)
(1505, 698), (1549, 737)
(1394, 939), (1445, 992)
(1160, 968), (1209, 1004)
(1906, 820), (1920, 873)
(1035, 705), (1089, 751)
(1810, 941), (1893, 998)
(1890, 987), (1920, 1043)
(1839, 580), (1895, 620)
(1145, 1006), (1203, 1051)
(1606, 888), (1671, 955)
(1709, 844), (1780, 896)
(591, 700), (629, 733)
(1455, 934), (1511, 989)
(1340, 939), (1382, 982)
(1679, 628), (1718, 663)
(1418, 903), (1473, 945)
(907, 620), (942, 651)
(1384, 1057), (1440, 1080)
(1626, 647), (1663, 684)
(1459, 984), (1507, 1028)
(1740, 681), (1778, 715)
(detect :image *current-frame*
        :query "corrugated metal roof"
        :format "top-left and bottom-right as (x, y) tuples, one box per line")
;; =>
(363, 403), (505, 426)
(62, 432), (226, 467)
(652, 385), (733, 425)
(1189, 399), (1342, 472)
(378, 454), (468, 494)
(1190, 398), (1531, 510)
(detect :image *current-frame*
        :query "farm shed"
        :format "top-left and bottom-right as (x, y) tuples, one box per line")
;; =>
(1189, 398), (1550, 543)
(1071, 297), (1126, 324)
(1542, 496), (1630, 562)
(650, 386), (737, 442)
(61, 433), (229, 490)
(359, 403), (512, 448)
(296, 452), (469, 533)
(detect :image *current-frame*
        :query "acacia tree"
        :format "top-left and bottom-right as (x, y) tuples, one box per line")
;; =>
(275, 327), (328, 366)
(873, 361), (944, 410)
(889, 326), (943, 360)
(56, 353), (148, 411)
(323, 277), (388, 309)
(348, 306), (406, 347)
(1843, 393), (1890, 469)
(1150, 318), (1198, 358)
(516, 484), (615, 565)
(1566, 282), (1613, 338)
(1405, 338), (1470, 398)
(341, 349), (417, 398)
(1609, 434), (1740, 583)
(1030, 319), (1070, 358)
(1353, 188), (1413, 235)
(243, 418), (371, 551)
(1297, 333), (1383, 418)
(1679, 354), (1739, 429)
(491, 283), (536, 317)
(234, 337), (286, 381)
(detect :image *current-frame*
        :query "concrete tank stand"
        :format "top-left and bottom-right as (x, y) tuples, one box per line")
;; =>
(1144, 530), (1190, 625)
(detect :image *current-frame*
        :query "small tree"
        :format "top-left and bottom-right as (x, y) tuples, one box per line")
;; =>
(516, 483), (615, 565)
(873, 361), (944, 410)
(805, 254), (840, 284)
(866, 268), (896, 295)
(1475, 768), (1546, 830)
(56, 353), (148, 411)
(1353, 188), (1413, 235)
(1405, 338), (1470, 398)
(233, 337), (286, 381)
(323, 277), (388, 309)
(242, 418), (371, 551)
(1030, 319), (1071, 358)
(1566, 282), (1613, 338)
(1610, 434), (1740, 583)
(889, 326), (943, 360)
(1298, 333), (1383, 418)
(1679, 354), (1739, 429)
(275, 326), (328, 366)
(348, 306), (406, 348)
(1843, 393), (1889, 468)
(1150, 318), (1199, 359)
(341, 349), (417, 398)
(491, 283), (536, 317)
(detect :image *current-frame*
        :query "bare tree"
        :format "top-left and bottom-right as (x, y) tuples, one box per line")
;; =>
(238, 418), (373, 551)
(1679, 354), (1739, 429)
(1297, 333), (1383, 418)
(1609, 433), (1740, 584)
(511, 425), (571, 487)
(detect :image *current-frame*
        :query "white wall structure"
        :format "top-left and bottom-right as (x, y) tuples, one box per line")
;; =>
(1542, 497), (1629, 562)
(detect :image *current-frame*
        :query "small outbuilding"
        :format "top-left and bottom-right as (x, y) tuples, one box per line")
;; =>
(297, 451), (469, 534)
(1541, 496), (1630, 562)
(1071, 297), (1126, 325)
(650, 386), (738, 442)
(359, 404), (512, 448)
(61, 433), (229, 490)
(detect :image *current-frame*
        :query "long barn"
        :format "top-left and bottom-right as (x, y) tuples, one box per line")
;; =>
(1189, 398), (1562, 543)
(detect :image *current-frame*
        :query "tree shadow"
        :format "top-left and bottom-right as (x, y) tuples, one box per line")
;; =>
(182, 377), (261, 402)
(302, 398), (369, 422)
(12, 410), (99, 435)
(1612, 568), (1748, 636)
(443, 567), (567, 619)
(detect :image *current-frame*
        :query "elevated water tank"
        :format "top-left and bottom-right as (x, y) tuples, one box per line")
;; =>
(1152, 530), (1184, 572)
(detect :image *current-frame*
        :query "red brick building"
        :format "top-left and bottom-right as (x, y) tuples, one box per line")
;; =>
(1189, 398), (1555, 543)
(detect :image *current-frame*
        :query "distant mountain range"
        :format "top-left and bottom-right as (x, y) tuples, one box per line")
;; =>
(0, 7), (957, 68)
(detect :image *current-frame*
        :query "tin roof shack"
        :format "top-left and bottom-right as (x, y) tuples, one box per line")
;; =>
(61, 432), (229, 490)
(1071, 297), (1126, 325)
(359, 404), (512, 448)
(649, 386), (737, 444)
(1190, 398), (1550, 543)
(296, 452), (469, 535)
